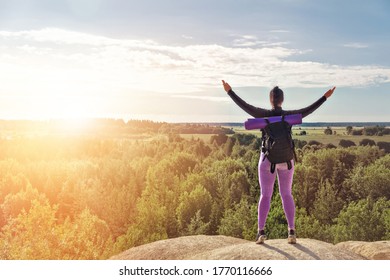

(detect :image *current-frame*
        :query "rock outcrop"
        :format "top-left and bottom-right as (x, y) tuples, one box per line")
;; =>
(336, 240), (390, 260)
(111, 235), (373, 260)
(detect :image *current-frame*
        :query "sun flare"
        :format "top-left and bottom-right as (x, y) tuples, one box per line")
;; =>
(29, 95), (97, 133)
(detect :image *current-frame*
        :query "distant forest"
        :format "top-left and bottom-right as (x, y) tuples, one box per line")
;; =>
(206, 122), (390, 128)
(0, 119), (234, 135)
(1, 119), (389, 136)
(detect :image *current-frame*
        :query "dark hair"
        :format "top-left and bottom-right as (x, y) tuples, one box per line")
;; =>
(270, 86), (284, 108)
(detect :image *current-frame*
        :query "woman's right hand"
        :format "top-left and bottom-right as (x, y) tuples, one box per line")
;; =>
(324, 86), (336, 98)
(222, 80), (232, 93)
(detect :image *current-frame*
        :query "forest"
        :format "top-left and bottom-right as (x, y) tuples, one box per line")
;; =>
(0, 119), (234, 135)
(0, 122), (389, 259)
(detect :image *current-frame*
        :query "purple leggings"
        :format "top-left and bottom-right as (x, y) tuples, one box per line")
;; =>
(258, 153), (295, 230)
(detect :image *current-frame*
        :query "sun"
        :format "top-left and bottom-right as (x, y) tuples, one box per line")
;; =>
(30, 95), (97, 133)
(56, 117), (92, 134)
(32, 96), (92, 118)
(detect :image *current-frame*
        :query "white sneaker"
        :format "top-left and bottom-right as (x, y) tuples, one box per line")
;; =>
(255, 230), (267, 244)
(288, 229), (296, 244)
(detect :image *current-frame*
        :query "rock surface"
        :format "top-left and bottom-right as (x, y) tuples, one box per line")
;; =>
(336, 240), (390, 260)
(110, 235), (370, 260)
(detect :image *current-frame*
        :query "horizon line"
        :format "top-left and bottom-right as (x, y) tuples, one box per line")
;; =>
(0, 118), (389, 125)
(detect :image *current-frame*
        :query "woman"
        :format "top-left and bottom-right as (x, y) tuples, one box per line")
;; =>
(222, 80), (335, 244)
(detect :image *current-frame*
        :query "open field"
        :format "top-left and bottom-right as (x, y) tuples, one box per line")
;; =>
(179, 133), (216, 142)
(293, 134), (390, 146)
(182, 126), (390, 146)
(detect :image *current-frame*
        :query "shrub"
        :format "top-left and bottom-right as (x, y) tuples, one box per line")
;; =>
(351, 129), (363, 135)
(377, 141), (390, 153)
(293, 139), (307, 149)
(325, 143), (337, 149)
(359, 138), (376, 146)
(324, 127), (333, 135)
(308, 140), (322, 146)
(339, 139), (356, 148)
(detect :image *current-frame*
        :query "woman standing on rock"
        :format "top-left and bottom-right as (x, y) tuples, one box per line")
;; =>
(222, 80), (335, 244)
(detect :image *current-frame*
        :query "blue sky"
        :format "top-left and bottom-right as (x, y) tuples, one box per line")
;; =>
(0, 0), (389, 121)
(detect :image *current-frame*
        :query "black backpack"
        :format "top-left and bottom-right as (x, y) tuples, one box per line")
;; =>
(261, 115), (297, 173)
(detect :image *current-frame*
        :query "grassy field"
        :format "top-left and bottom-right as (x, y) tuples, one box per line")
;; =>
(181, 126), (390, 146)
(293, 127), (390, 145)
(179, 133), (217, 142)
(293, 133), (390, 146)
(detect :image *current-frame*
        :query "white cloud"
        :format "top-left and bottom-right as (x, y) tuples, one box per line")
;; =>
(171, 95), (230, 102)
(0, 27), (389, 101)
(0, 28), (155, 47)
(343, 42), (369, 49)
(232, 38), (267, 47)
(231, 34), (288, 48)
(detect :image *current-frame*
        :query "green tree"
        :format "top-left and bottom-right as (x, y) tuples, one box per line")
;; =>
(224, 137), (236, 156)
(1, 183), (47, 221)
(293, 164), (320, 212)
(59, 208), (114, 259)
(333, 197), (390, 243)
(176, 185), (212, 234)
(186, 210), (210, 235)
(384, 208), (390, 240)
(312, 181), (344, 225)
(0, 200), (60, 259)
(129, 193), (169, 247)
(343, 155), (390, 201)
(210, 134), (228, 146)
(295, 208), (331, 242)
(218, 198), (257, 240)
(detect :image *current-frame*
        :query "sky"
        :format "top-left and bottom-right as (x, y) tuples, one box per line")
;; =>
(0, 0), (389, 122)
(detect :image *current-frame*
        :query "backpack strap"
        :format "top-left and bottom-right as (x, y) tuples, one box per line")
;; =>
(262, 118), (271, 160)
(284, 116), (294, 167)
(270, 163), (276, 174)
(283, 115), (299, 163)
(261, 129), (266, 154)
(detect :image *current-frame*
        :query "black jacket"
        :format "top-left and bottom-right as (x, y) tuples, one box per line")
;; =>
(227, 89), (327, 118)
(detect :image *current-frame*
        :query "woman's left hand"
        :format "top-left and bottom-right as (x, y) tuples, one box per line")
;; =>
(324, 86), (336, 98)
(222, 80), (232, 93)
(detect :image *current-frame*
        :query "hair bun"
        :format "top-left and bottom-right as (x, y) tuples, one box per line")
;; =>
(269, 86), (284, 108)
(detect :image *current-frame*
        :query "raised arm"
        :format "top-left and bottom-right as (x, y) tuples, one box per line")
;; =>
(222, 80), (270, 118)
(285, 87), (336, 118)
